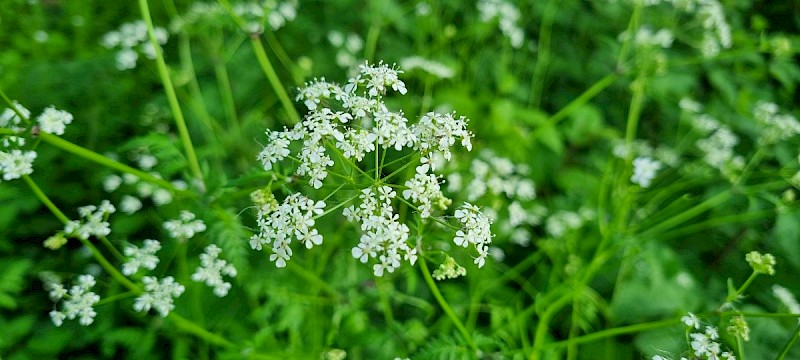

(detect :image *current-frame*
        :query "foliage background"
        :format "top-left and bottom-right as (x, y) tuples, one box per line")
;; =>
(1, 0), (799, 359)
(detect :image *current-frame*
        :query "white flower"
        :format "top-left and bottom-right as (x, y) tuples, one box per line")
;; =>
(122, 239), (161, 276)
(164, 211), (206, 240)
(403, 173), (446, 218)
(453, 203), (494, 268)
(63, 201), (114, 240)
(250, 193), (326, 267)
(681, 312), (701, 329)
(631, 156), (661, 188)
(192, 245), (237, 297)
(119, 195), (143, 214)
(134, 276), (184, 317)
(0, 149), (37, 181)
(49, 274), (100, 326)
(36, 107), (73, 135)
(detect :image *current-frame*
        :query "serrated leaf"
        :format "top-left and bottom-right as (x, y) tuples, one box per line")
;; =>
(210, 208), (250, 279)
(0, 258), (33, 310)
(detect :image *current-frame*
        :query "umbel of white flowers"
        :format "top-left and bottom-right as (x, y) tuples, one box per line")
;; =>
(251, 62), (494, 275)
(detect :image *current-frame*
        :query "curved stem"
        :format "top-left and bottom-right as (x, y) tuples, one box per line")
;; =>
(22, 175), (70, 224)
(139, 0), (206, 191)
(776, 322), (800, 360)
(419, 255), (477, 354)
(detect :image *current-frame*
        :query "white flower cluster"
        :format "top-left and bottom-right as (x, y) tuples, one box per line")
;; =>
(669, 312), (736, 360)
(343, 186), (417, 276)
(631, 156), (662, 188)
(612, 139), (680, 167)
(620, 26), (674, 48)
(2, 102), (74, 182)
(101, 20), (168, 70)
(164, 210), (207, 240)
(192, 244), (237, 297)
(445, 150), (539, 246)
(752, 101), (800, 145)
(680, 99), (744, 176)
(403, 173), (447, 218)
(172, 0), (298, 34)
(545, 209), (595, 238)
(250, 193), (326, 268)
(260, 62), (472, 190)
(399, 56), (455, 79)
(49, 274), (101, 327)
(134, 276), (185, 317)
(104, 172), (185, 214)
(477, 0), (524, 48)
(642, 0), (731, 56)
(122, 239), (161, 276)
(64, 200), (116, 240)
(328, 31), (364, 69)
(453, 203), (494, 267)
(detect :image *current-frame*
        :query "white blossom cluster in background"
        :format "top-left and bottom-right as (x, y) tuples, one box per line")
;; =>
(679, 98), (744, 178)
(399, 56), (455, 79)
(122, 239), (162, 276)
(102, 150), (188, 214)
(100, 20), (168, 70)
(631, 156), (662, 188)
(752, 101), (800, 145)
(640, 0), (732, 57)
(444, 149), (541, 247)
(48, 275), (101, 326)
(252, 62), (493, 275)
(619, 26), (674, 49)
(477, 0), (525, 48)
(171, 0), (298, 34)
(327, 31), (364, 70)
(1, 102), (74, 182)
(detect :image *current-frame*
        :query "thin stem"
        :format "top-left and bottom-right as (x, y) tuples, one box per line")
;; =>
(250, 35), (301, 124)
(529, 0), (557, 109)
(167, 312), (237, 349)
(38, 133), (190, 196)
(419, 255), (477, 353)
(138, 0), (206, 190)
(213, 60), (241, 133)
(543, 318), (682, 349)
(530, 293), (573, 360)
(364, 22), (381, 63)
(776, 322), (800, 360)
(22, 175), (70, 224)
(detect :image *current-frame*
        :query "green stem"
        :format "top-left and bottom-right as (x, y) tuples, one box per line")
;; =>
(139, 0), (206, 190)
(167, 312), (237, 349)
(728, 272), (759, 304)
(285, 261), (341, 300)
(213, 59), (241, 133)
(529, 0), (557, 109)
(38, 133), (190, 196)
(547, 73), (618, 128)
(419, 255), (477, 354)
(543, 318), (681, 349)
(364, 22), (381, 63)
(776, 322), (800, 360)
(22, 175), (70, 224)
(0, 128), (16, 136)
(530, 293), (573, 360)
(638, 190), (732, 238)
(250, 35), (301, 124)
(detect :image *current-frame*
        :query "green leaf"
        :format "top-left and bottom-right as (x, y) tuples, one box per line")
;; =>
(773, 212), (800, 270)
(0, 258), (33, 310)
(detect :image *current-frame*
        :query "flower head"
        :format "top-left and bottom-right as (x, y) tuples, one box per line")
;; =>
(134, 276), (184, 317)
(49, 274), (100, 326)
(122, 239), (161, 276)
(36, 106), (73, 135)
(192, 245), (237, 297)
(745, 251), (776, 275)
(164, 211), (206, 240)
